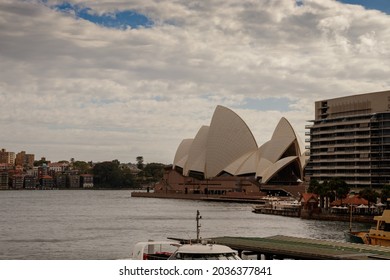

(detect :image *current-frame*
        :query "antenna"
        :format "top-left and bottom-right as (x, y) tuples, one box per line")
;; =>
(196, 210), (202, 243)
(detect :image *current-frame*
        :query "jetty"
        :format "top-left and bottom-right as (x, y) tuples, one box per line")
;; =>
(207, 235), (390, 260)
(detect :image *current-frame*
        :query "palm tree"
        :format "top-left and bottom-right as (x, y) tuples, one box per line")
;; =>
(359, 188), (378, 207)
(381, 184), (390, 203)
(329, 178), (350, 205)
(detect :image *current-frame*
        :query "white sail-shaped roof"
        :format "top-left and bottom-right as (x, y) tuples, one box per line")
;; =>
(173, 139), (193, 169)
(256, 157), (273, 178)
(261, 156), (298, 183)
(223, 150), (257, 176)
(171, 106), (305, 183)
(260, 117), (296, 162)
(205, 106), (258, 178)
(183, 126), (209, 176)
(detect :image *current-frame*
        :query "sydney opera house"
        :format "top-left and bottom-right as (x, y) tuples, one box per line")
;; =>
(155, 105), (307, 198)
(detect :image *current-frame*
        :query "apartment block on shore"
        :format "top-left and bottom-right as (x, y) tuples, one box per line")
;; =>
(306, 90), (390, 190)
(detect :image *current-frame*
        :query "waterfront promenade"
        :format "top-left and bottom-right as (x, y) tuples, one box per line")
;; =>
(131, 191), (269, 204)
(131, 191), (376, 224)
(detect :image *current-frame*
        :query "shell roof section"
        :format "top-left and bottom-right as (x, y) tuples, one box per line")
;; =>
(205, 105), (258, 178)
(173, 139), (193, 169)
(260, 117), (297, 163)
(172, 105), (307, 182)
(184, 126), (209, 176)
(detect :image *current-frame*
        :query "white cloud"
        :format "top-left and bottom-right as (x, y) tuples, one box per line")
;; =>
(0, 0), (389, 163)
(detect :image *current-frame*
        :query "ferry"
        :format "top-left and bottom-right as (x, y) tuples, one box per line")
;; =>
(130, 210), (241, 260)
(345, 198), (390, 246)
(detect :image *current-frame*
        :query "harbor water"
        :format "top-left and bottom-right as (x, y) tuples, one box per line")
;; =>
(0, 190), (371, 260)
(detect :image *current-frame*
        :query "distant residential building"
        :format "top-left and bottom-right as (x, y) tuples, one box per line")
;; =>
(37, 164), (48, 179)
(11, 174), (24, 189)
(80, 174), (94, 188)
(0, 149), (15, 165)
(15, 151), (25, 166)
(0, 172), (9, 189)
(68, 174), (80, 188)
(0, 163), (12, 171)
(15, 151), (35, 168)
(24, 175), (36, 189)
(48, 162), (69, 173)
(40, 175), (53, 189)
(55, 173), (67, 189)
(25, 154), (35, 168)
(32, 167), (39, 178)
(119, 163), (141, 175)
(306, 90), (390, 189)
(14, 165), (23, 173)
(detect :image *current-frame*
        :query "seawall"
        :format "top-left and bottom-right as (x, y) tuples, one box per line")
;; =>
(131, 191), (267, 204)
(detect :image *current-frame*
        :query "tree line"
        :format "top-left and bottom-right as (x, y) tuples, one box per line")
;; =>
(308, 178), (390, 209)
(34, 156), (166, 189)
(92, 157), (166, 189)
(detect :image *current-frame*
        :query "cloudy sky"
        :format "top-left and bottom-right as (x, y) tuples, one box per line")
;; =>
(1, 0), (389, 164)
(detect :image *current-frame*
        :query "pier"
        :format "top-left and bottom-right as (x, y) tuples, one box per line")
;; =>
(208, 235), (390, 260)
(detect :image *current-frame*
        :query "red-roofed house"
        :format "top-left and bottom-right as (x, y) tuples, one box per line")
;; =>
(331, 195), (369, 207)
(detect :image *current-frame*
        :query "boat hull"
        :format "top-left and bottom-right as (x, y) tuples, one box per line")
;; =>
(344, 231), (365, 244)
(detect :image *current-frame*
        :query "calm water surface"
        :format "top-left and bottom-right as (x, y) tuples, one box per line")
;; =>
(0, 190), (370, 259)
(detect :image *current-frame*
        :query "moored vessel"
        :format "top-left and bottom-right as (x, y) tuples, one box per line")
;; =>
(345, 198), (390, 246)
(130, 210), (241, 260)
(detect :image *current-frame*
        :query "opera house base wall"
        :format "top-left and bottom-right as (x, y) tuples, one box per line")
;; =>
(132, 168), (307, 202)
(131, 190), (270, 204)
(155, 168), (264, 197)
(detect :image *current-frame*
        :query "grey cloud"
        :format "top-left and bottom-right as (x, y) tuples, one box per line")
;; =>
(0, 0), (389, 163)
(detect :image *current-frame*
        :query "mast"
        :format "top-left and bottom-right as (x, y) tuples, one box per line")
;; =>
(196, 210), (202, 243)
(349, 204), (352, 232)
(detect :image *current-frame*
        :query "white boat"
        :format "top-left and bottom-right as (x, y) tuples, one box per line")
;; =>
(131, 241), (241, 260)
(131, 240), (181, 260)
(130, 210), (241, 260)
(167, 243), (241, 260)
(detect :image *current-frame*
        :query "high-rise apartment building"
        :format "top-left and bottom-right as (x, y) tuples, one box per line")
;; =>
(15, 151), (35, 168)
(306, 90), (390, 190)
(0, 149), (15, 165)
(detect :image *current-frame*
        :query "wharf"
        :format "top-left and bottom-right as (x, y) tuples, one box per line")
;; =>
(252, 206), (300, 217)
(207, 235), (390, 260)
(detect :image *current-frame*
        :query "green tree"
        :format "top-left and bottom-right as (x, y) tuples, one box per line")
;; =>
(143, 163), (165, 183)
(359, 188), (378, 206)
(93, 160), (124, 188)
(34, 158), (49, 166)
(73, 161), (92, 174)
(122, 168), (137, 188)
(92, 160), (138, 189)
(136, 156), (144, 170)
(329, 178), (350, 205)
(308, 179), (328, 209)
(307, 179), (320, 194)
(380, 185), (390, 203)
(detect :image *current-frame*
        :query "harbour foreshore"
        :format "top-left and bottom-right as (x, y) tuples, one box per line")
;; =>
(300, 210), (374, 223)
(131, 191), (376, 224)
(130, 191), (268, 204)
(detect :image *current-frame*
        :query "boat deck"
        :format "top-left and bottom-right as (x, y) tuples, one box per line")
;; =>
(209, 235), (390, 260)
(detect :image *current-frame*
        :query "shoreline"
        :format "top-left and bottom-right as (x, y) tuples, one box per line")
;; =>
(131, 191), (376, 224)
(130, 191), (269, 204)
